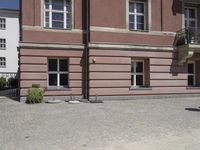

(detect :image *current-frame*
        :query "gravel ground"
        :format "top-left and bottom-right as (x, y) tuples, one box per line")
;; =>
(0, 97), (200, 150)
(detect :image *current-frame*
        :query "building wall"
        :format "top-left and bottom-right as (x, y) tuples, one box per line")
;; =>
(0, 10), (19, 74)
(19, 48), (83, 97)
(89, 49), (200, 98)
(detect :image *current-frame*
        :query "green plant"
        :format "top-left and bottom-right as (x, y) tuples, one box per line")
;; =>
(26, 87), (44, 104)
(0, 77), (6, 89)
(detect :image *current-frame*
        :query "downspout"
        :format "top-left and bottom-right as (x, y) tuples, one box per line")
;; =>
(84, 0), (89, 100)
(161, 0), (163, 31)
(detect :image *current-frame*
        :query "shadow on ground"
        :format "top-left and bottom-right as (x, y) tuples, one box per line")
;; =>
(185, 108), (200, 112)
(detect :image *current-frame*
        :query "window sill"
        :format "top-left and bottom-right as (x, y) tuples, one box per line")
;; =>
(129, 86), (152, 90)
(129, 29), (149, 32)
(46, 87), (71, 91)
(186, 86), (200, 90)
(0, 48), (6, 50)
(44, 27), (72, 31)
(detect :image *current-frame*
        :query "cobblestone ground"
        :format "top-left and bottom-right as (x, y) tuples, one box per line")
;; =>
(0, 97), (200, 150)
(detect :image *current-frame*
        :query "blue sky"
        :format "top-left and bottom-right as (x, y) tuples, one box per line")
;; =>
(0, 0), (19, 9)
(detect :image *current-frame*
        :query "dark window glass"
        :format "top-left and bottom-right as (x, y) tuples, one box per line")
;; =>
(52, 0), (64, 10)
(188, 63), (194, 74)
(60, 74), (68, 86)
(136, 62), (143, 73)
(136, 3), (144, 13)
(131, 75), (134, 86)
(188, 75), (194, 86)
(129, 2), (134, 13)
(48, 59), (57, 71)
(136, 75), (143, 86)
(59, 59), (68, 72)
(49, 74), (57, 86)
(188, 9), (195, 18)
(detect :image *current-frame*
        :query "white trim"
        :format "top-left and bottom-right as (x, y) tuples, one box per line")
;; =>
(19, 42), (84, 50)
(89, 43), (174, 51)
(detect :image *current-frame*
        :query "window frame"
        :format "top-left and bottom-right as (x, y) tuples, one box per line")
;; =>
(0, 57), (6, 68)
(44, 0), (73, 29)
(187, 61), (196, 87)
(131, 60), (145, 87)
(0, 39), (6, 50)
(0, 18), (6, 30)
(184, 7), (198, 29)
(48, 58), (69, 89)
(129, 0), (147, 31)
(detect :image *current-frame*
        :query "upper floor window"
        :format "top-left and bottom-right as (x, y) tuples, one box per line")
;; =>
(0, 57), (6, 68)
(0, 18), (6, 29)
(44, 0), (72, 29)
(129, 0), (146, 31)
(185, 7), (197, 29)
(0, 39), (6, 50)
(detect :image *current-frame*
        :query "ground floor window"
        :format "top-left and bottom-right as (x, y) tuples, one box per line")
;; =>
(48, 58), (69, 88)
(188, 62), (195, 86)
(131, 60), (144, 87)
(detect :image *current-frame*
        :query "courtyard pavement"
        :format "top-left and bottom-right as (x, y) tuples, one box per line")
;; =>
(0, 97), (200, 150)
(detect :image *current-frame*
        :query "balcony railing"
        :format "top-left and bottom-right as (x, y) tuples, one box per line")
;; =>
(175, 27), (200, 46)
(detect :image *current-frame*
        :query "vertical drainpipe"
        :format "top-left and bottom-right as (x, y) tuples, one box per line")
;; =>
(161, 0), (163, 31)
(84, 0), (89, 100)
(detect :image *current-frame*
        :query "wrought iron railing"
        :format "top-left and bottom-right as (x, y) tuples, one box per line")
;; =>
(175, 27), (200, 46)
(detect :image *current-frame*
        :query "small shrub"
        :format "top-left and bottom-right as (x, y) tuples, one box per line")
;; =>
(0, 77), (6, 89)
(26, 87), (44, 104)
(32, 84), (40, 88)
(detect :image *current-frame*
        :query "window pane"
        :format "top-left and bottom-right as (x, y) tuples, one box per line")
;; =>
(45, 12), (49, 27)
(52, 13), (64, 21)
(188, 8), (195, 19)
(129, 2), (134, 13)
(136, 62), (143, 73)
(66, 13), (72, 29)
(52, 0), (64, 10)
(66, 0), (72, 12)
(49, 74), (57, 86)
(189, 21), (195, 28)
(129, 15), (135, 23)
(59, 59), (68, 71)
(131, 62), (134, 73)
(136, 75), (143, 86)
(136, 3), (144, 13)
(52, 21), (64, 28)
(129, 23), (135, 30)
(131, 75), (134, 86)
(60, 74), (68, 86)
(188, 75), (194, 86)
(137, 16), (144, 24)
(48, 59), (57, 71)
(188, 63), (194, 74)
(45, 0), (49, 9)
(137, 23), (144, 30)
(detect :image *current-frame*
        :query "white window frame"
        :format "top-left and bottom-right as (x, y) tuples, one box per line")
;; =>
(44, 0), (72, 29)
(131, 60), (145, 87)
(129, 0), (147, 31)
(48, 58), (69, 88)
(187, 61), (196, 86)
(0, 57), (6, 68)
(0, 39), (6, 50)
(184, 7), (197, 29)
(0, 18), (6, 30)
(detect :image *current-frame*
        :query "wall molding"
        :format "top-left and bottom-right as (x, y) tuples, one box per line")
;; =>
(89, 43), (175, 51)
(19, 42), (84, 50)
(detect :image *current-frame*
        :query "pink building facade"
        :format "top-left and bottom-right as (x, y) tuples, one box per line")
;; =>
(19, 0), (200, 101)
